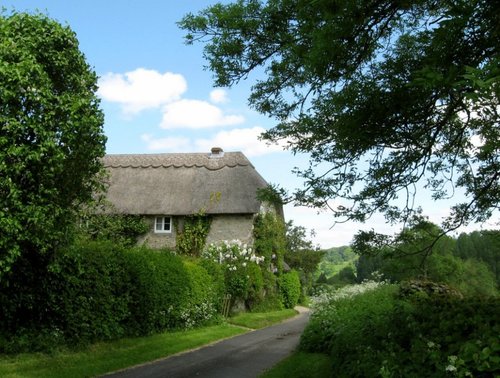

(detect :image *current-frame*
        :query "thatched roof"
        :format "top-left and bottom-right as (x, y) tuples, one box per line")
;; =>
(102, 150), (269, 215)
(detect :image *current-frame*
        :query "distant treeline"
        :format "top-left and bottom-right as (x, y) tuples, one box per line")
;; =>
(316, 228), (499, 297)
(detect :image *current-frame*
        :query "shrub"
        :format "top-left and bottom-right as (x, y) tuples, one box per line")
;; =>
(198, 258), (226, 312)
(0, 241), (225, 353)
(123, 247), (191, 333)
(203, 240), (265, 307)
(175, 213), (211, 256)
(278, 271), (301, 309)
(47, 241), (132, 344)
(384, 292), (500, 377)
(182, 260), (219, 327)
(253, 212), (286, 275)
(249, 269), (284, 312)
(301, 281), (500, 377)
(0, 240), (132, 352)
(77, 213), (149, 247)
(301, 281), (397, 357)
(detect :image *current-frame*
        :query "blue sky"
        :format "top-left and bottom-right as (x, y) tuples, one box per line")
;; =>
(4, 1), (494, 248)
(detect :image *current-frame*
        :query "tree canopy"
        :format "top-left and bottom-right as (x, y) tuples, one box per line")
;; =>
(0, 12), (106, 277)
(179, 0), (500, 237)
(354, 221), (498, 296)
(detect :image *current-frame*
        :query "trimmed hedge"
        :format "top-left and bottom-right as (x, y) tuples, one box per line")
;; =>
(123, 247), (191, 334)
(48, 241), (132, 343)
(182, 260), (219, 327)
(0, 241), (222, 352)
(198, 258), (226, 312)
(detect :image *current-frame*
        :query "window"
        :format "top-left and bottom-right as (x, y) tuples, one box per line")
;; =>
(154, 216), (172, 233)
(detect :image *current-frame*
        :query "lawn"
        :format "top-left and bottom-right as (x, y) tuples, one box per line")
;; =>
(0, 309), (299, 378)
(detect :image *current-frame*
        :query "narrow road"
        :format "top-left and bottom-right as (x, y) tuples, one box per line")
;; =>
(104, 307), (310, 378)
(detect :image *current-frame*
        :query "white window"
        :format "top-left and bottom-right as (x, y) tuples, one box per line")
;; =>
(154, 216), (172, 233)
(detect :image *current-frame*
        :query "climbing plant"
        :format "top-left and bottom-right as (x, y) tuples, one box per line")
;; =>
(253, 212), (287, 275)
(176, 212), (212, 256)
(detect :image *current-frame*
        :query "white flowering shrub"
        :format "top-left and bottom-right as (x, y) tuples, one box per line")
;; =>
(203, 240), (265, 304)
(177, 300), (217, 329)
(203, 240), (265, 269)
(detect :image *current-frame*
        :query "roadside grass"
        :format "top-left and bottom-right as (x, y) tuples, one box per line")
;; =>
(228, 308), (298, 329)
(0, 309), (299, 378)
(260, 352), (332, 378)
(0, 324), (245, 378)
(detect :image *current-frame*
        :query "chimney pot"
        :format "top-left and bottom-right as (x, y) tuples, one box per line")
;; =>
(210, 147), (224, 158)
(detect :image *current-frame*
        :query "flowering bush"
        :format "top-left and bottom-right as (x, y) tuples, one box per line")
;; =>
(310, 279), (388, 309)
(300, 281), (500, 377)
(301, 281), (396, 355)
(203, 240), (265, 269)
(203, 240), (265, 306)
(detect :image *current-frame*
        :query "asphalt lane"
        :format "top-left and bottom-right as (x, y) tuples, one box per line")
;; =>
(103, 307), (310, 378)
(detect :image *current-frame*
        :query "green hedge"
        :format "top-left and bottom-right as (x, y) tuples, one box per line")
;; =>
(0, 241), (222, 352)
(182, 260), (219, 327)
(123, 247), (191, 333)
(48, 241), (132, 343)
(278, 271), (301, 309)
(197, 258), (226, 312)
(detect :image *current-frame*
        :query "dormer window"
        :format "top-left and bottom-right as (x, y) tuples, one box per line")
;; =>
(155, 216), (172, 233)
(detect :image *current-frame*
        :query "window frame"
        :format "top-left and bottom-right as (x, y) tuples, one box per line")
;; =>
(154, 216), (172, 234)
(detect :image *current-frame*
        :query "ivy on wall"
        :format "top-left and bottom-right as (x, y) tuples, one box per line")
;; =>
(175, 212), (212, 256)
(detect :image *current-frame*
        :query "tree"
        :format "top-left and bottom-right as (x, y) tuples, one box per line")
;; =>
(179, 0), (500, 239)
(284, 221), (323, 296)
(455, 230), (500, 286)
(0, 12), (106, 278)
(353, 220), (457, 280)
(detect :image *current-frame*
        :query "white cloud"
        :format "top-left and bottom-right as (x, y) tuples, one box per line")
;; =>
(139, 127), (287, 157)
(194, 127), (286, 157)
(141, 134), (191, 151)
(284, 204), (398, 248)
(210, 88), (228, 104)
(98, 68), (187, 114)
(160, 99), (244, 129)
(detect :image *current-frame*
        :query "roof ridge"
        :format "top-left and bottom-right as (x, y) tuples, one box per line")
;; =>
(102, 151), (252, 170)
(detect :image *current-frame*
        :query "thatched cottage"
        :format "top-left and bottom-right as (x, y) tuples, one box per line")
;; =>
(102, 147), (281, 249)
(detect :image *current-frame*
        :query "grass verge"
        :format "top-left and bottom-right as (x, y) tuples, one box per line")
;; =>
(260, 352), (332, 378)
(228, 308), (298, 329)
(0, 309), (299, 378)
(0, 324), (245, 378)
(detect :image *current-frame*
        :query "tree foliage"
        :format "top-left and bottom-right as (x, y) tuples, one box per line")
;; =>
(284, 220), (323, 274)
(0, 11), (106, 277)
(77, 212), (149, 247)
(284, 220), (323, 298)
(180, 0), (500, 235)
(455, 230), (500, 286)
(354, 221), (498, 296)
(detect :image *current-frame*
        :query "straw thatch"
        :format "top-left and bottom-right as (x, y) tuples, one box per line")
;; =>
(102, 151), (269, 215)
